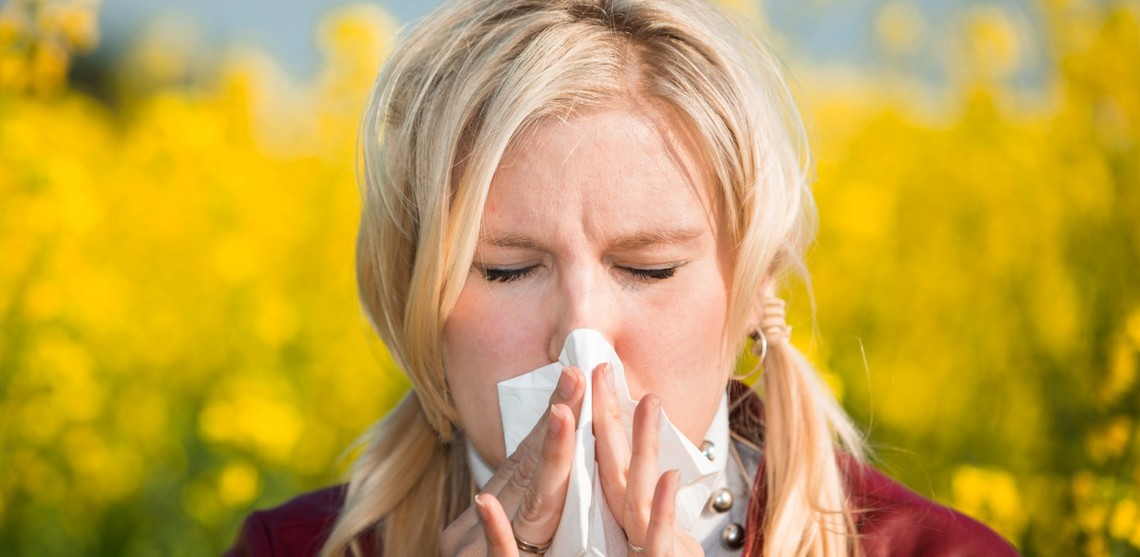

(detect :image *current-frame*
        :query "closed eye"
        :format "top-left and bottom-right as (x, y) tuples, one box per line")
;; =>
(478, 265), (538, 283)
(622, 265), (680, 281)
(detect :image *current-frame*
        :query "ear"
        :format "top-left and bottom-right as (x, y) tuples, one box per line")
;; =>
(743, 276), (775, 335)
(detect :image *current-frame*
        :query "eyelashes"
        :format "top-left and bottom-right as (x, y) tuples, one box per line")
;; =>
(478, 264), (681, 284)
(480, 266), (538, 283)
(624, 266), (677, 280)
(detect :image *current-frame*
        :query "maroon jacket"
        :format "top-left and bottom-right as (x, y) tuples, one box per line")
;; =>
(225, 384), (1020, 556)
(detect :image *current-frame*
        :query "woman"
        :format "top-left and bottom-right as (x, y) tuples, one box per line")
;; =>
(227, 0), (1019, 555)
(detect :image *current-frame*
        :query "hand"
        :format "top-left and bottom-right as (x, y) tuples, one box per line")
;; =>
(592, 363), (705, 556)
(441, 366), (585, 556)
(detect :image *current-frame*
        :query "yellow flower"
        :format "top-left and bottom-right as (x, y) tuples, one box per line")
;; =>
(876, 2), (926, 56)
(1126, 309), (1140, 348)
(1086, 416), (1133, 462)
(951, 466), (1027, 542)
(199, 380), (304, 464)
(30, 38), (69, 94)
(218, 460), (262, 507)
(41, 1), (100, 52)
(0, 10), (25, 47)
(960, 5), (1023, 79)
(0, 51), (29, 91)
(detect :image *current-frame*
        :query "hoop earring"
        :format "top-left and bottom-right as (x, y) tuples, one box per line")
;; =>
(731, 330), (767, 382)
(749, 329), (768, 362)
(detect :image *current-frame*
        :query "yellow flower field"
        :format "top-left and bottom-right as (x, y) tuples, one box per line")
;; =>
(1, 0), (1137, 555)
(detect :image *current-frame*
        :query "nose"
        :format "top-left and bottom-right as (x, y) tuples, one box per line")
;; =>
(546, 265), (618, 362)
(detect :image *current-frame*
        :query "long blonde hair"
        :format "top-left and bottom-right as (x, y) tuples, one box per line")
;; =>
(323, 1), (865, 555)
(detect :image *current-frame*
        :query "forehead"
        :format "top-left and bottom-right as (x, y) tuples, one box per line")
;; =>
(482, 105), (719, 239)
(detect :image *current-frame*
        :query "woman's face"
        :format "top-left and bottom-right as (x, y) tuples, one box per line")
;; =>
(442, 104), (735, 468)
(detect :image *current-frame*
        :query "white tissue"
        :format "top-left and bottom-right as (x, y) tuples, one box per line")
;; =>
(497, 329), (720, 557)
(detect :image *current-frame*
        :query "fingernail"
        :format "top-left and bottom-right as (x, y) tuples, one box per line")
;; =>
(548, 405), (565, 437)
(556, 367), (575, 399)
(474, 494), (489, 523)
(604, 363), (616, 392)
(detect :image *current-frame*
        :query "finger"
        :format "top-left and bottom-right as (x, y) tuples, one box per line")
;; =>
(475, 494), (520, 557)
(510, 403), (575, 553)
(593, 362), (632, 515)
(559, 365), (586, 421)
(440, 504), (482, 554)
(492, 367), (583, 511)
(624, 394), (661, 546)
(482, 366), (584, 498)
(645, 470), (680, 556)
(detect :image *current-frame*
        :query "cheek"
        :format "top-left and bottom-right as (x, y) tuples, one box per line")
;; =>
(442, 282), (550, 463)
(616, 270), (731, 441)
(643, 260), (729, 340)
(444, 284), (550, 383)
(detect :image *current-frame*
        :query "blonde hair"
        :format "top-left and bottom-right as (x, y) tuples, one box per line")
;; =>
(324, 0), (866, 555)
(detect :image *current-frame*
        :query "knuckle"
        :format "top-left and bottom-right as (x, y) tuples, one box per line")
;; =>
(624, 493), (651, 529)
(517, 488), (549, 525)
(605, 403), (623, 423)
(627, 505), (651, 533)
(509, 449), (539, 491)
(438, 526), (470, 555)
(504, 449), (522, 468)
(634, 439), (657, 457)
(539, 435), (564, 465)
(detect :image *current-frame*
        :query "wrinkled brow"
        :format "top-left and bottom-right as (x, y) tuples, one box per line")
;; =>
(608, 227), (704, 250)
(477, 232), (543, 251)
(478, 227), (704, 250)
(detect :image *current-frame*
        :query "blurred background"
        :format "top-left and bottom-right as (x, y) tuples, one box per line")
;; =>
(1, 0), (1137, 555)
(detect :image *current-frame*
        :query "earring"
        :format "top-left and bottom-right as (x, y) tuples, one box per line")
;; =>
(734, 290), (791, 382)
(731, 330), (766, 382)
(749, 329), (768, 362)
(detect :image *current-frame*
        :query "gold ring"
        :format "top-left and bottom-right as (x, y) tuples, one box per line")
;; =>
(514, 534), (552, 555)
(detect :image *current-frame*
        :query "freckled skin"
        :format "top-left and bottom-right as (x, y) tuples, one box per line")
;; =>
(442, 104), (735, 468)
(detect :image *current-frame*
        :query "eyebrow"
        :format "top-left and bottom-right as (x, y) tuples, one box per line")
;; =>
(609, 227), (705, 250)
(478, 233), (543, 250)
(478, 227), (705, 251)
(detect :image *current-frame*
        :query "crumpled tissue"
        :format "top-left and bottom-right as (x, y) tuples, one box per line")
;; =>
(497, 329), (719, 556)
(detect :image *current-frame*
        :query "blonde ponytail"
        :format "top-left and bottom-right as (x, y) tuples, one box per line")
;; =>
(320, 393), (472, 557)
(758, 340), (865, 556)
